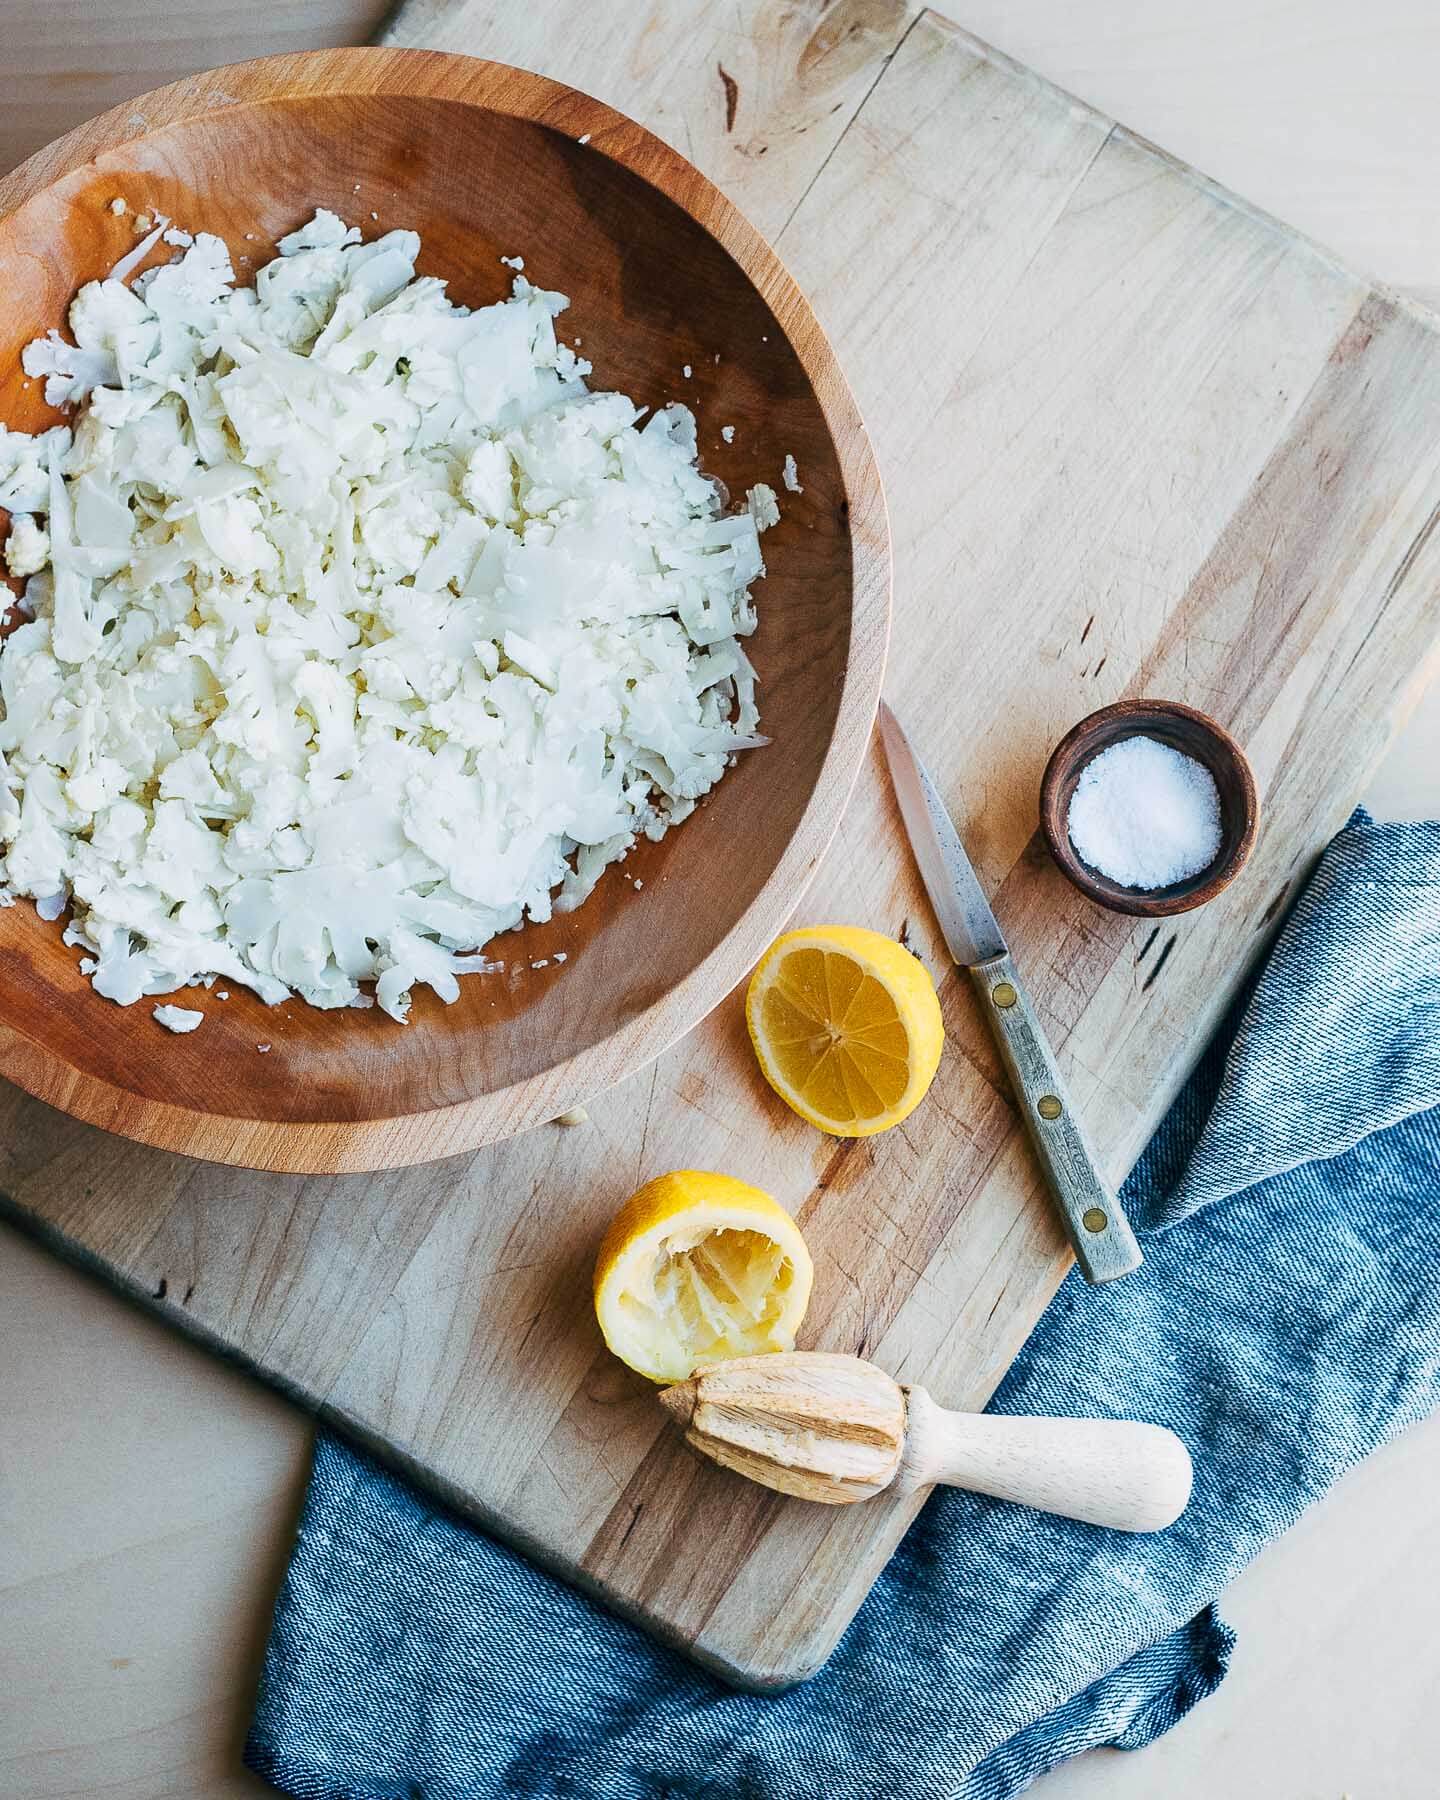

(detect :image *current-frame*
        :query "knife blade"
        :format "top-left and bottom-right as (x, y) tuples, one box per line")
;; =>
(877, 703), (1006, 965)
(878, 701), (1143, 1284)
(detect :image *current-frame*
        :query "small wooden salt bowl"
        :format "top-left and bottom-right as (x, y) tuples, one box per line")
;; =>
(1039, 699), (1259, 918)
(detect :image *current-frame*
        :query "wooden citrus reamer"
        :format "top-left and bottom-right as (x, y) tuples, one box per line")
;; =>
(660, 1352), (1193, 1531)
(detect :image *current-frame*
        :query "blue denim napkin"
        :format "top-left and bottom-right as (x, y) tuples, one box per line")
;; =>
(246, 811), (1440, 1800)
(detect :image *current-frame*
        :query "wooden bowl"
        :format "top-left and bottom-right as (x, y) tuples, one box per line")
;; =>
(1039, 700), (1258, 917)
(0, 50), (888, 1173)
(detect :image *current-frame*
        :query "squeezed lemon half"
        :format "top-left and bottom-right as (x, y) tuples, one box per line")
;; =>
(746, 924), (944, 1136)
(593, 1170), (813, 1383)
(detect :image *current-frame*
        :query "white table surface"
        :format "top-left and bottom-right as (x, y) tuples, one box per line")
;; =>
(2, 4), (1439, 1795)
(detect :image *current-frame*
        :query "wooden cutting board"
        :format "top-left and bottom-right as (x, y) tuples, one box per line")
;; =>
(3, 1), (1439, 1689)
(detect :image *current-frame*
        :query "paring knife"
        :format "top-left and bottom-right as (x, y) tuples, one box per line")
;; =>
(878, 702), (1143, 1285)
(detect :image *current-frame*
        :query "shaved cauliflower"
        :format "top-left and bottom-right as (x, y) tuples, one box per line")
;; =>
(0, 212), (772, 1022)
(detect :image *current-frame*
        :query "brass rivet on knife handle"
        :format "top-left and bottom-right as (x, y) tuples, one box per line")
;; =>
(967, 951), (1143, 1285)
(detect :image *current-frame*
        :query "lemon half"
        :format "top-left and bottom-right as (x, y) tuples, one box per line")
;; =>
(746, 924), (944, 1136)
(593, 1171), (813, 1383)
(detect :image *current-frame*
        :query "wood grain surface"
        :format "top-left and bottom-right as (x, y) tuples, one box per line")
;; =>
(0, 0), (391, 182)
(3, 1), (1440, 1691)
(0, 50), (889, 1172)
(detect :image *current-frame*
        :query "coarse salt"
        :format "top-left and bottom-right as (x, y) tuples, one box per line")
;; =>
(1066, 735), (1222, 890)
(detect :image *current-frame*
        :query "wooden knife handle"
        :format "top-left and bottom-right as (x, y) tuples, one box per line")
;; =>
(966, 951), (1143, 1284)
(900, 1386), (1192, 1531)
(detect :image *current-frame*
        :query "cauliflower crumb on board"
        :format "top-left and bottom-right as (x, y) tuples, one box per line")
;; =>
(748, 483), (781, 530)
(782, 453), (802, 493)
(153, 1003), (203, 1033)
(0, 211), (777, 1025)
(108, 215), (170, 282)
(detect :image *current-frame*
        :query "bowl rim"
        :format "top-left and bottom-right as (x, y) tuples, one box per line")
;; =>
(1038, 698), (1259, 918)
(0, 46), (891, 1173)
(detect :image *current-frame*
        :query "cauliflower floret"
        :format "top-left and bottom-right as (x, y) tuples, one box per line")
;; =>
(4, 515), (49, 578)
(68, 278), (151, 356)
(461, 439), (514, 520)
(0, 424), (70, 511)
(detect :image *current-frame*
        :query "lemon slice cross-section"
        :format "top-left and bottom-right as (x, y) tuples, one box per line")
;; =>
(746, 924), (944, 1137)
(593, 1170), (813, 1384)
